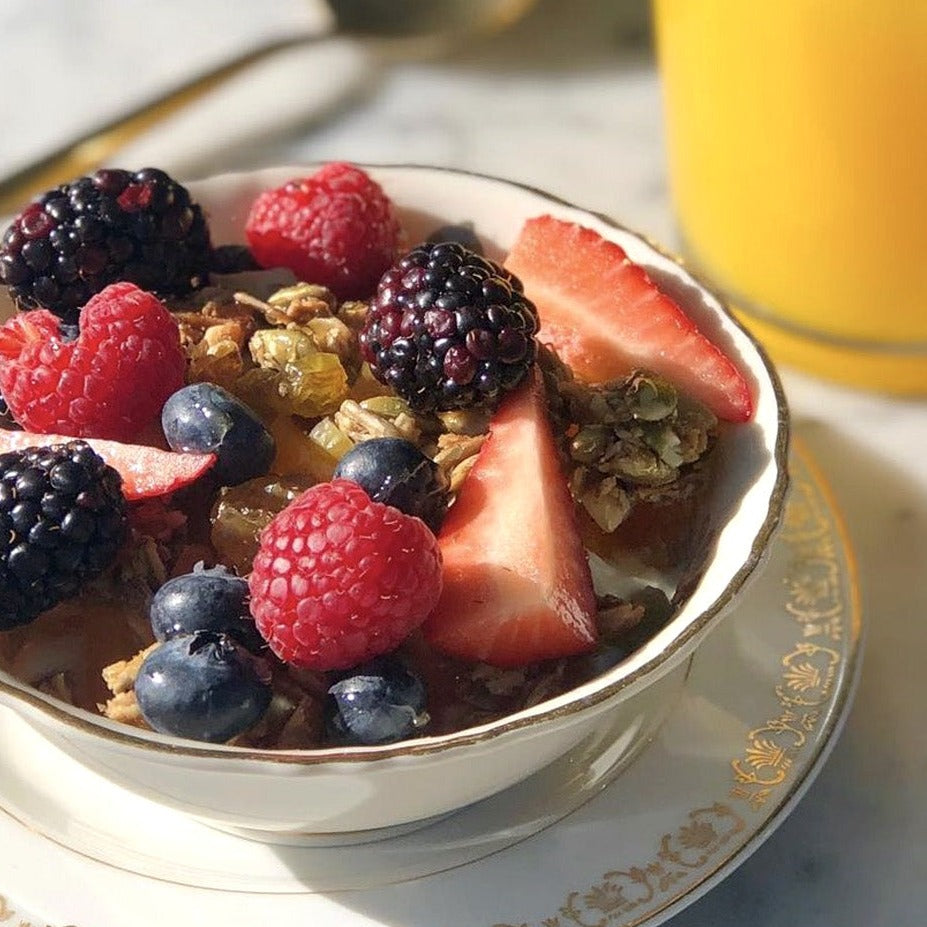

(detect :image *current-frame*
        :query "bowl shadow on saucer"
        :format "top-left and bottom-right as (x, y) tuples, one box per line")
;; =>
(259, 662), (687, 894)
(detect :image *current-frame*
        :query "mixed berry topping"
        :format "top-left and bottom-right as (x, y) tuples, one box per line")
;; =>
(0, 162), (749, 748)
(0, 167), (212, 323)
(0, 441), (126, 630)
(245, 161), (401, 300)
(360, 241), (539, 412)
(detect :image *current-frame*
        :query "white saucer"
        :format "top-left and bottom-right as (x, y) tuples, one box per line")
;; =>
(0, 441), (861, 927)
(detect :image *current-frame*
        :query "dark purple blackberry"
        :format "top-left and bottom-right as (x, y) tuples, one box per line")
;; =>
(0, 441), (127, 630)
(0, 167), (212, 323)
(359, 242), (539, 412)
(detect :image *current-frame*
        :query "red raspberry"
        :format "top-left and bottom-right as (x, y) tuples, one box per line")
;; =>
(248, 479), (443, 671)
(244, 162), (402, 300)
(0, 281), (186, 441)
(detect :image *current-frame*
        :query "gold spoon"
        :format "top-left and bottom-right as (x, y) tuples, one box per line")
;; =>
(0, 0), (535, 215)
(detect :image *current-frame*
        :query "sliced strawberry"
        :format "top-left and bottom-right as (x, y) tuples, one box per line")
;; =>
(505, 216), (753, 422)
(423, 370), (597, 667)
(0, 429), (215, 500)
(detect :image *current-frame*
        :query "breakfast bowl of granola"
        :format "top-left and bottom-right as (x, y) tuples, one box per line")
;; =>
(0, 163), (788, 841)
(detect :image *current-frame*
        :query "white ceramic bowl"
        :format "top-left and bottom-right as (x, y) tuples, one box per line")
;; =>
(0, 165), (789, 842)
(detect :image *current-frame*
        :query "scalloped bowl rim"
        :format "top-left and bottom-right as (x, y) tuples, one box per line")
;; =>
(0, 163), (790, 765)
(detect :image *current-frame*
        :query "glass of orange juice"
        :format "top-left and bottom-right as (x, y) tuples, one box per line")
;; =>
(652, 0), (927, 393)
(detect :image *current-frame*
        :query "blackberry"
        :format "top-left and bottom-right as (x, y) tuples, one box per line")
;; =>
(0, 441), (127, 630)
(359, 242), (539, 412)
(0, 167), (212, 323)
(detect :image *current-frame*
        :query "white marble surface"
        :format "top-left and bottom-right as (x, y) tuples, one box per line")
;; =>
(1, 1), (926, 925)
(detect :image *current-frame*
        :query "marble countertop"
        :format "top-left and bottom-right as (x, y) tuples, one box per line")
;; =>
(1, 2), (925, 924)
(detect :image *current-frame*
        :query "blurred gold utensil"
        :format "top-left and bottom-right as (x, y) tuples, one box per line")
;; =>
(0, 0), (535, 215)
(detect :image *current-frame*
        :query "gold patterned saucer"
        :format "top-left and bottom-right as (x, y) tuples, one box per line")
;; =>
(0, 439), (860, 927)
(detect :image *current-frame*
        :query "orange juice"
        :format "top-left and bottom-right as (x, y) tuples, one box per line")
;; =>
(653, 0), (927, 392)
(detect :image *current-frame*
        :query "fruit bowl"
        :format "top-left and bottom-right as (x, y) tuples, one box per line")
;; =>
(0, 165), (788, 841)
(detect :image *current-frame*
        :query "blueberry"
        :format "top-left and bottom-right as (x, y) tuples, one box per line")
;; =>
(425, 223), (483, 255)
(135, 631), (271, 743)
(333, 437), (449, 532)
(149, 563), (263, 650)
(161, 383), (275, 486)
(327, 656), (429, 745)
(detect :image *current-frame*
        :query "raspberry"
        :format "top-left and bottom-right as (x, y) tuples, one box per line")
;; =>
(360, 241), (539, 412)
(248, 479), (442, 671)
(244, 163), (402, 300)
(0, 167), (212, 324)
(0, 281), (186, 441)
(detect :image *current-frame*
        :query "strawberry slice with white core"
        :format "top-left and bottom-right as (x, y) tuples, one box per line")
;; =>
(423, 369), (598, 667)
(0, 429), (215, 500)
(504, 216), (754, 423)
